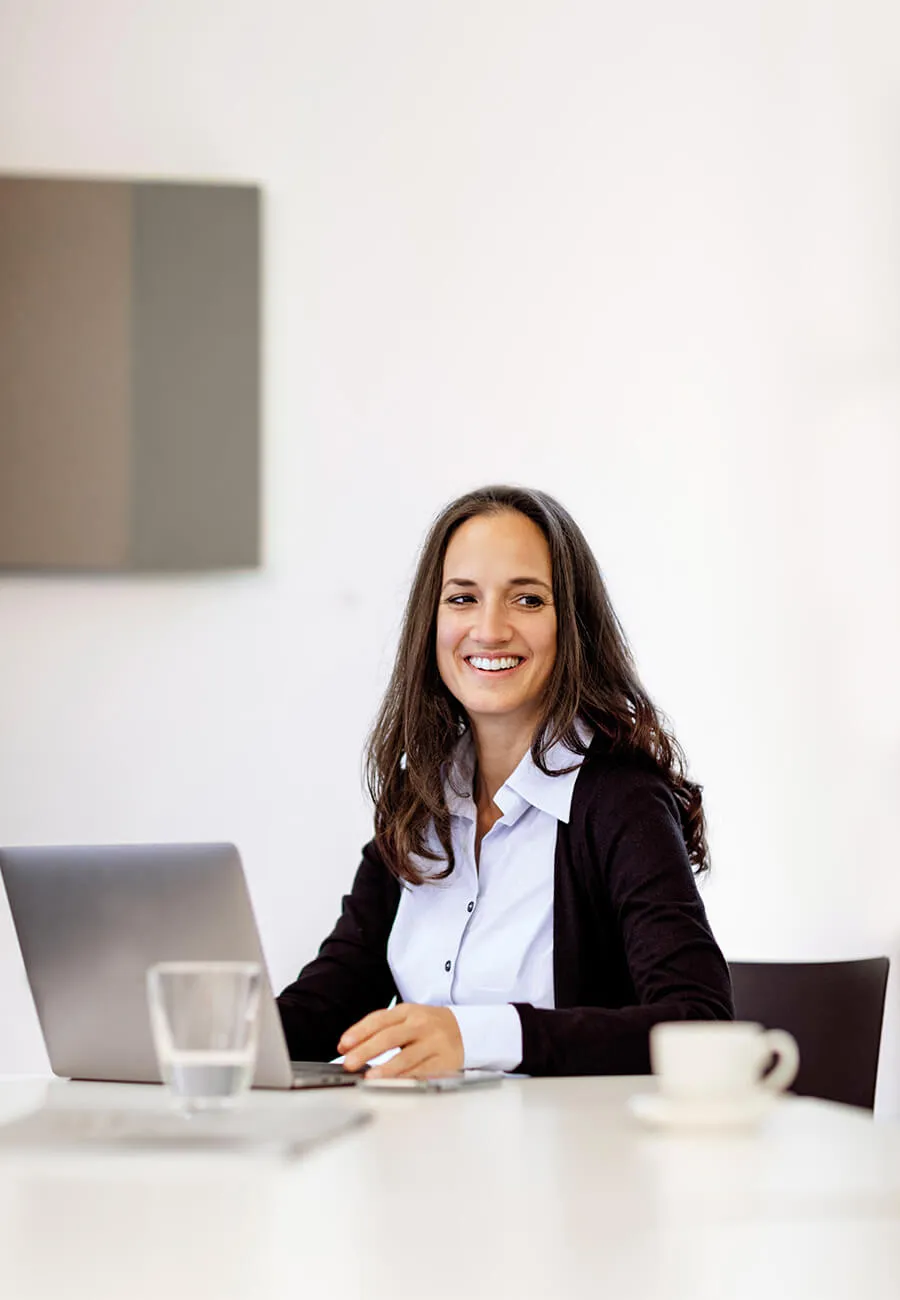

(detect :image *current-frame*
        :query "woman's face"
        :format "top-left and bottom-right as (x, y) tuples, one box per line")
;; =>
(436, 510), (557, 734)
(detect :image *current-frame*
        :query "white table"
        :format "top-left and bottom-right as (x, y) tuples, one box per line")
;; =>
(0, 1074), (898, 1300)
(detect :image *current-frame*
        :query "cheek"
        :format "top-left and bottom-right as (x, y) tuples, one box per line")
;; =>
(536, 622), (558, 674)
(435, 615), (457, 673)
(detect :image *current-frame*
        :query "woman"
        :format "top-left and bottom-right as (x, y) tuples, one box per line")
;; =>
(278, 485), (732, 1077)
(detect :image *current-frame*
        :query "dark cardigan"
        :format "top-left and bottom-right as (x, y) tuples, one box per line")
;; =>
(277, 739), (734, 1075)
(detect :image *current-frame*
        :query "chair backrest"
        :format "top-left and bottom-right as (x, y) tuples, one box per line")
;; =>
(728, 958), (890, 1110)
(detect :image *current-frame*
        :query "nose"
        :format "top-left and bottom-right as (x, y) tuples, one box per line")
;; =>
(472, 596), (512, 645)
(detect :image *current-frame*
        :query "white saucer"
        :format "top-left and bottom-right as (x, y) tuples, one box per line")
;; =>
(627, 1089), (777, 1131)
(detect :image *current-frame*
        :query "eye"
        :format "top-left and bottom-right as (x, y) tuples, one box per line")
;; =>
(515, 594), (546, 608)
(445, 594), (476, 606)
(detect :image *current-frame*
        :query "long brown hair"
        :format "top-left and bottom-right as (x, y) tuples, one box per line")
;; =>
(365, 485), (709, 883)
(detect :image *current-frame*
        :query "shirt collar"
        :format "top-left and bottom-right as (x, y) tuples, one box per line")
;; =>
(443, 722), (591, 826)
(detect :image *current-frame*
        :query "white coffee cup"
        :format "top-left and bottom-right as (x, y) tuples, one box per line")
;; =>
(650, 1021), (800, 1105)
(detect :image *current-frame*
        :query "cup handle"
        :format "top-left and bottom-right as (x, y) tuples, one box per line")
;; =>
(758, 1028), (800, 1093)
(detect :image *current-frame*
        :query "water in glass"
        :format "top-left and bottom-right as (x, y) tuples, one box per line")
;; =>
(147, 961), (262, 1112)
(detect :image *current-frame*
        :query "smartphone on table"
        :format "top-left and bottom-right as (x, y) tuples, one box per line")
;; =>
(359, 1070), (506, 1092)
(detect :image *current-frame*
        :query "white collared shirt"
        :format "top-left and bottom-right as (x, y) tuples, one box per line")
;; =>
(386, 730), (587, 1071)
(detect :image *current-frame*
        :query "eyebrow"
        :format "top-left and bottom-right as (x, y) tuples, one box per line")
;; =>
(441, 577), (552, 592)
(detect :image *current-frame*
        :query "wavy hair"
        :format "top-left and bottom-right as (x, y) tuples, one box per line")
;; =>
(365, 485), (709, 883)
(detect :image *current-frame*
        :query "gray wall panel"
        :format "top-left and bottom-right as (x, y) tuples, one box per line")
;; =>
(0, 175), (260, 572)
(130, 184), (261, 570)
(0, 178), (131, 568)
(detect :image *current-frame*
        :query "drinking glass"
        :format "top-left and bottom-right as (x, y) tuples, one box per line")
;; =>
(146, 961), (262, 1112)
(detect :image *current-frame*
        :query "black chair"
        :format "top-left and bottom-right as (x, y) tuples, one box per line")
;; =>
(728, 958), (890, 1110)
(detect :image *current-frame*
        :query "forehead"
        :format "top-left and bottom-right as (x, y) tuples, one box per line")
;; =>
(442, 510), (551, 577)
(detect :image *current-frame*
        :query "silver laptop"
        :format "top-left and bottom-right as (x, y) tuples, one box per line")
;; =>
(0, 842), (359, 1092)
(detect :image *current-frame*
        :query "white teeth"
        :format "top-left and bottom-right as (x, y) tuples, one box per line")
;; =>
(467, 656), (523, 671)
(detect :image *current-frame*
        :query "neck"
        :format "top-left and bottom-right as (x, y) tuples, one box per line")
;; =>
(469, 714), (538, 810)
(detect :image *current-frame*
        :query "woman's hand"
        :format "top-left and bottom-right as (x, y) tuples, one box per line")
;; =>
(338, 1004), (464, 1078)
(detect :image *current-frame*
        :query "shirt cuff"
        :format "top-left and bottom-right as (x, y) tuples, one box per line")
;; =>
(449, 1004), (523, 1072)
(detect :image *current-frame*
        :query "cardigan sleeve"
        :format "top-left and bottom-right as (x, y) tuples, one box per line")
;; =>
(514, 770), (734, 1076)
(277, 839), (401, 1061)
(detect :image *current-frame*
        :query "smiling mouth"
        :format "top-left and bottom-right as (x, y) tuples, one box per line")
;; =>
(465, 656), (525, 673)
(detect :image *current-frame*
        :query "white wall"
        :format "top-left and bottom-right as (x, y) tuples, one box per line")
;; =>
(1, 1), (898, 1112)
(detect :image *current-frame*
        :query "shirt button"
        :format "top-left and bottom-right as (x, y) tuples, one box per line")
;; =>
(467, 901), (474, 913)
(444, 960), (452, 972)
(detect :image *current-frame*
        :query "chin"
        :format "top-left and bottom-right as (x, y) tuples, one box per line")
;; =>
(465, 697), (535, 721)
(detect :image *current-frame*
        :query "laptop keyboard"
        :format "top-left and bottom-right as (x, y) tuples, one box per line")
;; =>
(289, 1061), (360, 1088)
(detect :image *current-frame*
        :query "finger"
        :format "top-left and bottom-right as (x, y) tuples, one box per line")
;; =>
(338, 1005), (405, 1054)
(404, 1056), (448, 1080)
(342, 1022), (419, 1072)
(366, 1042), (436, 1080)
(400, 1054), (451, 1080)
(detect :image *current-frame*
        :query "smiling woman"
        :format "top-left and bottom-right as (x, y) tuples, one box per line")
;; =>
(278, 486), (733, 1080)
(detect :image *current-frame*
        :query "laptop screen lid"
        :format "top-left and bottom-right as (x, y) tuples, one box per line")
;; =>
(0, 843), (294, 1088)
